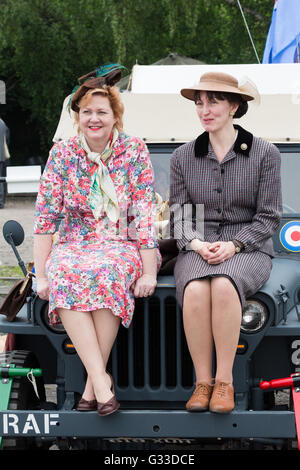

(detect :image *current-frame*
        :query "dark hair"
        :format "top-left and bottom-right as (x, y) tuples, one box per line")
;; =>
(194, 90), (248, 119)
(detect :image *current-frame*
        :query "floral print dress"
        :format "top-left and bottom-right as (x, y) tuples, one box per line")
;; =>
(34, 133), (160, 327)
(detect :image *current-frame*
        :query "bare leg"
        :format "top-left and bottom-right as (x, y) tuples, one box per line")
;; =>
(211, 277), (242, 383)
(182, 279), (213, 383)
(58, 308), (113, 403)
(92, 308), (121, 365)
(83, 309), (120, 400)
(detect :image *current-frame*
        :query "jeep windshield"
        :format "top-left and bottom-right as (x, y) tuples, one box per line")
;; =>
(149, 142), (300, 214)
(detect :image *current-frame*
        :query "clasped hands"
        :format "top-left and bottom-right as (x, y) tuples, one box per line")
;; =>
(190, 239), (236, 264)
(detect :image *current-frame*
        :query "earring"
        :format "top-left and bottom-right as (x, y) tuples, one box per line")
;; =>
(229, 110), (235, 117)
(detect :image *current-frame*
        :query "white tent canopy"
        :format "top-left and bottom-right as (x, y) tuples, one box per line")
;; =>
(131, 63), (300, 95)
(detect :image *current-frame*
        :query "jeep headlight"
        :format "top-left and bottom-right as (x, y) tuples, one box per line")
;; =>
(41, 302), (65, 334)
(240, 300), (268, 333)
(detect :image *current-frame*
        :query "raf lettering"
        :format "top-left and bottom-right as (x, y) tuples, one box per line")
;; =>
(2, 413), (59, 435)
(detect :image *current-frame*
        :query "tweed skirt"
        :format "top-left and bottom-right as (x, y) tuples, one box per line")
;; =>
(174, 250), (272, 310)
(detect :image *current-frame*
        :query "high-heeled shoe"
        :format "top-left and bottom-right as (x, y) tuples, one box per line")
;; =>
(76, 397), (97, 411)
(97, 395), (120, 416)
(97, 372), (120, 416)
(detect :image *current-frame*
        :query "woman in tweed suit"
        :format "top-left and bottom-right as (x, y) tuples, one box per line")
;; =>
(170, 72), (282, 413)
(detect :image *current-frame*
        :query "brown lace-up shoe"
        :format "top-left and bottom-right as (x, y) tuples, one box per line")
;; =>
(186, 382), (213, 411)
(209, 380), (235, 414)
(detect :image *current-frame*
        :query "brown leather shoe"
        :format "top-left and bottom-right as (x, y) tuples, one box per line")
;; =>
(97, 395), (120, 416)
(209, 380), (235, 414)
(77, 372), (114, 412)
(76, 398), (97, 411)
(97, 374), (120, 416)
(186, 382), (213, 411)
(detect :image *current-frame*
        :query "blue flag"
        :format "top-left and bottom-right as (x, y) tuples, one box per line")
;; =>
(263, 0), (300, 63)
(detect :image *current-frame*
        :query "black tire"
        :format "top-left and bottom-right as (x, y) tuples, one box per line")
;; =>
(0, 349), (46, 450)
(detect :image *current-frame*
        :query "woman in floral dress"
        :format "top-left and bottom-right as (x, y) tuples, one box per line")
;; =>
(33, 66), (160, 416)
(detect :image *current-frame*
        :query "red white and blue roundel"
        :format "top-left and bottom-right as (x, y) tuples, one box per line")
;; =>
(279, 221), (300, 252)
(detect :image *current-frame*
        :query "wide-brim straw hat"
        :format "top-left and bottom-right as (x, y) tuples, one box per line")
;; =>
(180, 72), (256, 102)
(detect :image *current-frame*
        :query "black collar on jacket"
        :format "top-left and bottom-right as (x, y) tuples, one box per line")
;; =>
(194, 124), (253, 158)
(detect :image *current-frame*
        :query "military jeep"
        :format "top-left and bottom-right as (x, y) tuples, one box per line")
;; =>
(1, 70), (300, 450)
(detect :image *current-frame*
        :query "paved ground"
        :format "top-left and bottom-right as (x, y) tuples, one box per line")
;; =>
(0, 196), (36, 267)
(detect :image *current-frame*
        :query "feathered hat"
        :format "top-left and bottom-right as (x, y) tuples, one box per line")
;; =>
(69, 63), (126, 112)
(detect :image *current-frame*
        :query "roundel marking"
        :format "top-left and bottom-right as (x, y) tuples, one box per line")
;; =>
(279, 221), (300, 252)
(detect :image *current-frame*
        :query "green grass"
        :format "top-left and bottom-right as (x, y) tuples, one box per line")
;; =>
(0, 265), (24, 278)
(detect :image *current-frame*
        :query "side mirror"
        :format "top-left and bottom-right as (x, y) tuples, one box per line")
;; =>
(2, 220), (27, 276)
(2, 220), (25, 247)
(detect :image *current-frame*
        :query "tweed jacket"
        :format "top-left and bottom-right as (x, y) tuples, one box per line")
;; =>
(169, 125), (282, 257)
